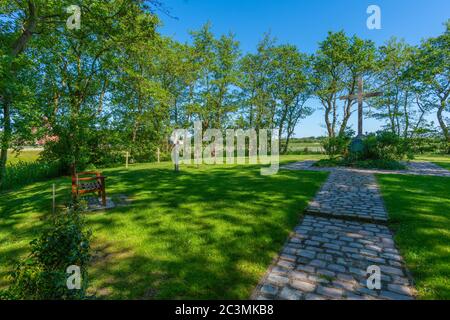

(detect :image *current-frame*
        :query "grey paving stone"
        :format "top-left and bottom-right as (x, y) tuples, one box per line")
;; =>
(291, 280), (316, 293)
(387, 284), (414, 296)
(305, 293), (327, 300)
(379, 290), (414, 300)
(317, 286), (343, 299)
(279, 287), (302, 300)
(260, 284), (278, 296)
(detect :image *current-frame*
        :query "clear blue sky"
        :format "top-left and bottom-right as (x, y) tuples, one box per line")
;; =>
(158, 0), (450, 137)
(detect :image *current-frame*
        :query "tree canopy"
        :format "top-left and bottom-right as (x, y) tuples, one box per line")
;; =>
(1, 2), (449, 187)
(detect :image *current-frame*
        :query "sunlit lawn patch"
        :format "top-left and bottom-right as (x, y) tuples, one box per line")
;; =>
(6, 150), (42, 165)
(378, 174), (450, 299)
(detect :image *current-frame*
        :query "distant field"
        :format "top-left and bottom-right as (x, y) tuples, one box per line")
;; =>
(287, 141), (324, 153)
(7, 149), (42, 165)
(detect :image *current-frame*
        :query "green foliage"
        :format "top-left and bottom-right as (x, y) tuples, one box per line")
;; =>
(312, 31), (377, 137)
(2, 160), (62, 191)
(0, 205), (91, 300)
(411, 20), (450, 148)
(317, 131), (411, 169)
(314, 157), (406, 170)
(350, 159), (407, 170)
(322, 135), (351, 159)
(359, 131), (412, 162)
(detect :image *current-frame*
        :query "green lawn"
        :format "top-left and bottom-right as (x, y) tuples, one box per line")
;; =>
(0, 156), (328, 299)
(6, 149), (42, 165)
(378, 174), (450, 300)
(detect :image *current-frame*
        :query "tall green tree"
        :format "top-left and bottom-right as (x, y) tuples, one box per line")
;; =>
(239, 34), (277, 131)
(370, 38), (429, 139)
(412, 21), (450, 152)
(188, 23), (241, 131)
(312, 31), (377, 138)
(34, 1), (158, 170)
(0, 0), (70, 186)
(270, 45), (313, 153)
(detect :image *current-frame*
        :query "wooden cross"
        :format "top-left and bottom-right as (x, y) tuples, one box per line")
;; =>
(339, 77), (383, 137)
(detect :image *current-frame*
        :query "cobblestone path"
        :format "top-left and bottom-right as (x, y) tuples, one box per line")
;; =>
(251, 161), (438, 300)
(307, 170), (387, 222)
(252, 216), (414, 300)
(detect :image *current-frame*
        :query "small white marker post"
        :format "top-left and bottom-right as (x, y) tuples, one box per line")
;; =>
(125, 151), (129, 169)
(52, 184), (56, 214)
(157, 147), (160, 163)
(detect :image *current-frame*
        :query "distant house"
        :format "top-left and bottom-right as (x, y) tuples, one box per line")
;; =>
(31, 123), (59, 147)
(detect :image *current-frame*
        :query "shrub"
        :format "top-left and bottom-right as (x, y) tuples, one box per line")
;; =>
(322, 135), (351, 159)
(0, 204), (92, 300)
(350, 159), (407, 170)
(346, 131), (412, 162)
(2, 160), (63, 191)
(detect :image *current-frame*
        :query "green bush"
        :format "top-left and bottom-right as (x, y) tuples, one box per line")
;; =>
(350, 159), (407, 170)
(322, 135), (351, 159)
(346, 131), (412, 162)
(0, 204), (92, 300)
(2, 160), (63, 191)
(313, 158), (407, 170)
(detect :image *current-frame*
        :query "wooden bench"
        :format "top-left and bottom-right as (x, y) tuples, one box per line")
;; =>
(72, 171), (107, 206)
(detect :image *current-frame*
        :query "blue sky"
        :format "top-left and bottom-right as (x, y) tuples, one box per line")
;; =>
(158, 0), (450, 137)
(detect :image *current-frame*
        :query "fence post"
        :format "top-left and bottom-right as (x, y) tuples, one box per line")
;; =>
(52, 183), (56, 214)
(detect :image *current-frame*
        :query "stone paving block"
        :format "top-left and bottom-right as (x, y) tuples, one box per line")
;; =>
(291, 280), (316, 293)
(252, 216), (415, 300)
(279, 287), (303, 300)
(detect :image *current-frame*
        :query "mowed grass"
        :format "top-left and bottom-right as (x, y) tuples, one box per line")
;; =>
(0, 156), (328, 299)
(377, 174), (450, 300)
(6, 149), (42, 165)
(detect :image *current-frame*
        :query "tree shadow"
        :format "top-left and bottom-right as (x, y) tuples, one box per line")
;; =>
(0, 163), (328, 299)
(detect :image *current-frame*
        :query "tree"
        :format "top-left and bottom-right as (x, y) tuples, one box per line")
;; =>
(412, 21), (450, 152)
(370, 38), (429, 139)
(188, 23), (241, 131)
(270, 45), (313, 154)
(111, 35), (172, 162)
(0, 0), (69, 187)
(312, 31), (377, 138)
(239, 34), (277, 131)
(33, 1), (158, 170)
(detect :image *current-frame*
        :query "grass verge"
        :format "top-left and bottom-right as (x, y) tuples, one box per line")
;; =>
(377, 174), (450, 299)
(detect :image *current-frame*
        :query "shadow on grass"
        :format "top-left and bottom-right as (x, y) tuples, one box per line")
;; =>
(1, 163), (328, 299)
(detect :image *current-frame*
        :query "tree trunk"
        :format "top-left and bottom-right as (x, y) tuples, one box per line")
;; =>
(437, 99), (449, 152)
(324, 100), (334, 138)
(338, 100), (353, 137)
(0, 98), (12, 188)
